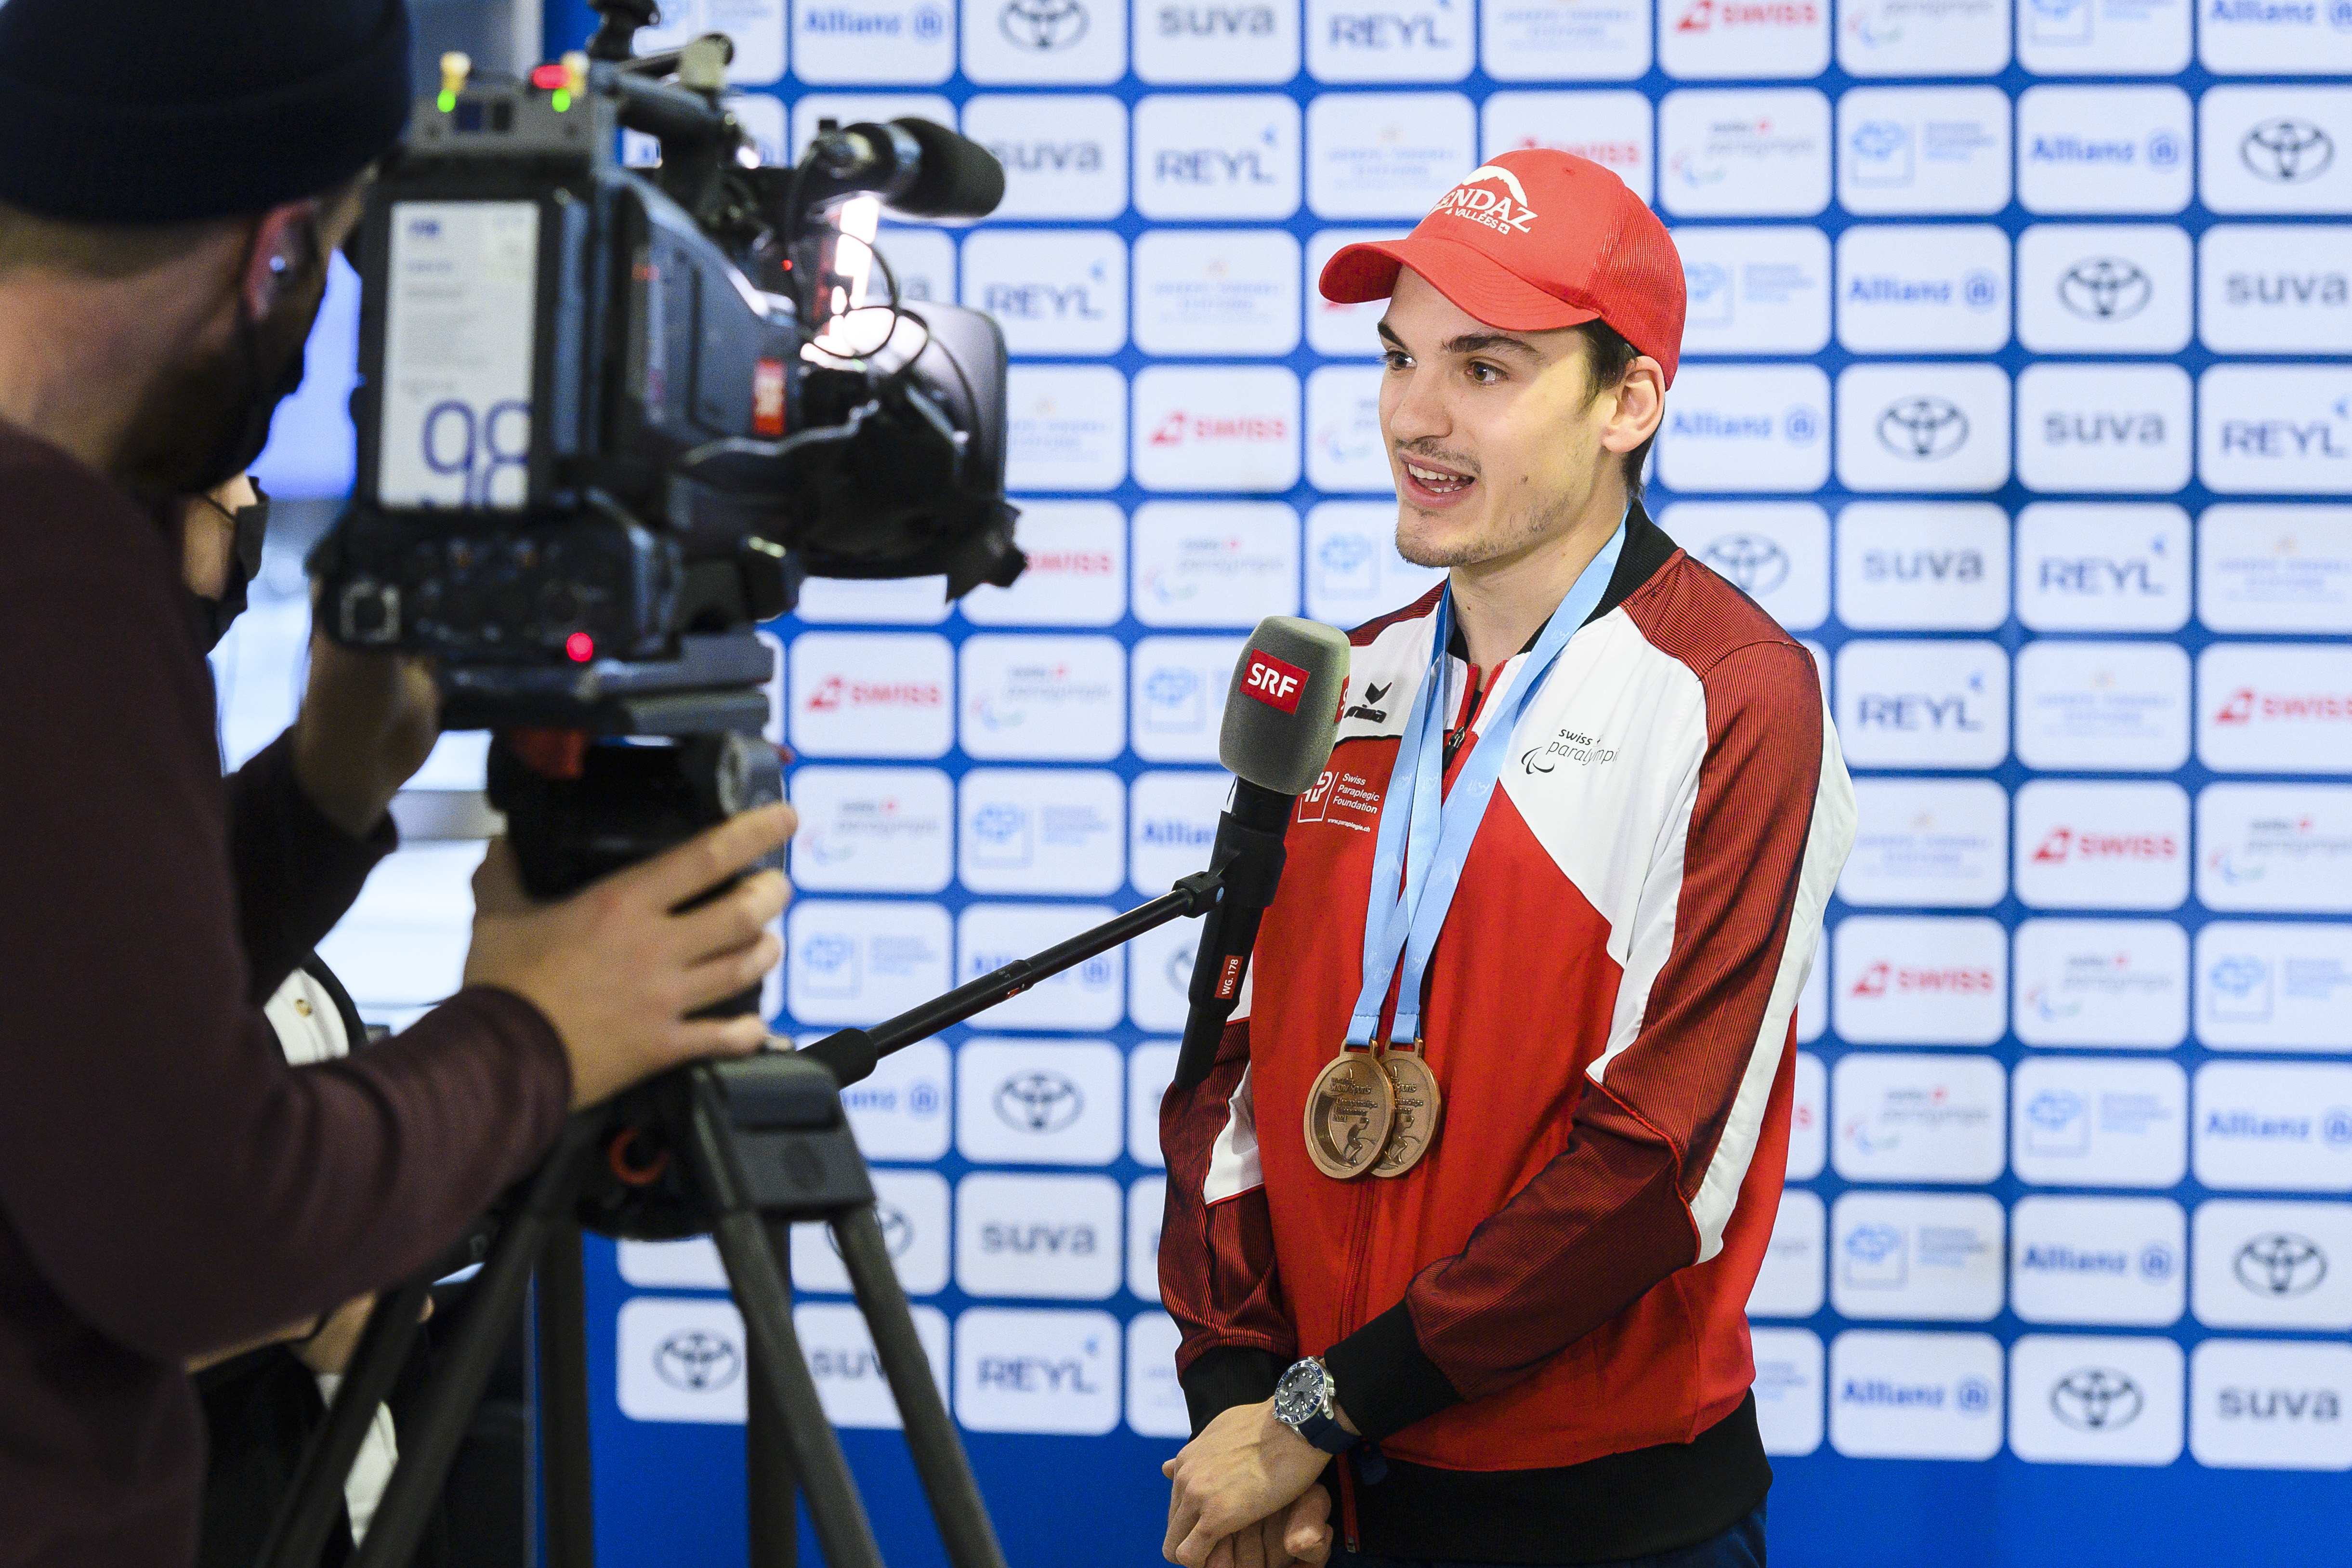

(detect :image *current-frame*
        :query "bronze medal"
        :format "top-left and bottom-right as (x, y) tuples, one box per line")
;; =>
(1371, 1040), (1442, 1178)
(1303, 1050), (1396, 1179)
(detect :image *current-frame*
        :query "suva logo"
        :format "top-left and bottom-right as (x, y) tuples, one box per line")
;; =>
(2050, 1369), (2143, 1433)
(654, 1330), (742, 1392)
(2059, 258), (2152, 321)
(1158, 4), (1279, 36)
(2235, 1232), (2329, 1297)
(986, 139), (1104, 174)
(1001, 0), (1090, 48)
(2225, 271), (2351, 308)
(2216, 1386), (2344, 1422)
(1877, 396), (1970, 460)
(2242, 119), (2336, 184)
(993, 1070), (1086, 1132)
(1702, 533), (1791, 595)
(1432, 165), (1540, 236)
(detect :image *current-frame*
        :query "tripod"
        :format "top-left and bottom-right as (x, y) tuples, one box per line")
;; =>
(255, 721), (1227, 1568)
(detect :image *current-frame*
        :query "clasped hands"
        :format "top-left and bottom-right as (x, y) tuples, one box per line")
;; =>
(1162, 1398), (1347, 1568)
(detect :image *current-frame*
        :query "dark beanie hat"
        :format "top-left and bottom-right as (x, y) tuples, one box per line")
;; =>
(0, 0), (411, 224)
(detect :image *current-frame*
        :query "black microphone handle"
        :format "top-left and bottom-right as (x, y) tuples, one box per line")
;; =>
(1172, 781), (1298, 1090)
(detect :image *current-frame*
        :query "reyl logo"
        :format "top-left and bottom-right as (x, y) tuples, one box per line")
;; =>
(1000, 0), (1089, 48)
(2243, 119), (2335, 184)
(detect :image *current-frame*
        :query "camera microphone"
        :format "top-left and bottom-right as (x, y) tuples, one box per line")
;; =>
(813, 119), (1007, 220)
(1171, 618), (1352, 1091)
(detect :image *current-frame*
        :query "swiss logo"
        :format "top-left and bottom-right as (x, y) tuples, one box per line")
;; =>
(1240, 649), (1307, 712)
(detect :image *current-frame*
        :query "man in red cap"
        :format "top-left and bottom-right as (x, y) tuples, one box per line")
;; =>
(1157, 150), (1854, 1568)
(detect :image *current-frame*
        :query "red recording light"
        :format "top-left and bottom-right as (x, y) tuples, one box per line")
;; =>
(565, 632), (595, 662)
(530, 63), (568, 90)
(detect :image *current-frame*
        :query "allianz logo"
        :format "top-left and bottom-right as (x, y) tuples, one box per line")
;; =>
(2036, 553), (2165, 595)
(802, 5), (949, 38)
(1324, 9), (1456, 47)
(1139, 817), (1215, 849)
(841, 1079), (943, 1117)
(977, 1221), (1101, 1254)
(2018, 1243), (2175, 1281)
(1846, 272), (2000, 310)
(985, 139), (1105, 173)
(1157, 3), (1280, 34)
(1839, 1376), (1994, 1414)
(1667, 404), (1822, 443)
(2026, 132), (2183, 168)
(1860, 548), (1984, 583)
(975, 1354), (1102, 1393)
(982, 281), (1109, 319)
(2203, 1106), (2352, 1146)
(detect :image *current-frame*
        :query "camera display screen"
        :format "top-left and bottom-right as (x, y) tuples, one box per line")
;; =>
(375, 200), (540, 510)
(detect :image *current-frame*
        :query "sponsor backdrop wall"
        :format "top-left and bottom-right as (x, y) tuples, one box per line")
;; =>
(227, 0), (2352, 1561)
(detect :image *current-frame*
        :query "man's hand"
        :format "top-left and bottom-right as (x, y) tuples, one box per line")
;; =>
(291, 630), (440, 838)
(291, 1291), (434, 1377)
(1162, 1400), (1334, 1568)
(462, 804), (796, 1109)
(1202, 1490), (1333, 1568)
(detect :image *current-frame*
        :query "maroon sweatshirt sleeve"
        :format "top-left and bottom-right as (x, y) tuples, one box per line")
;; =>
(224, 729), (396, 1004)
(0, 448), (572, 1363)
(1159, 1015), (1297, 1432)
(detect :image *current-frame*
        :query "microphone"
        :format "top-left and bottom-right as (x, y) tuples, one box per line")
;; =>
(811, 119), (1007, 220)
(1170, 618), (1351, 1090)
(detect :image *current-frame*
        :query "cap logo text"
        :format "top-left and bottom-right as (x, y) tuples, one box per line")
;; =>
(1433, 164), (1539, 236)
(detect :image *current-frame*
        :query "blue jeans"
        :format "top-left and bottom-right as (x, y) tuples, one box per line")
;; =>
(1328, 1500), (1765, 1568)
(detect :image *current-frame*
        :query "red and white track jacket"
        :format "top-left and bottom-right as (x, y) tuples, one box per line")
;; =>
(1160, 507), (1855, 1563)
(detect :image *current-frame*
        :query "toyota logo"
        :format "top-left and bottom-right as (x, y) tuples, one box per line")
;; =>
(2050, 1368), (2142, 1432)
(1001, 0), (1089, 49)
(654, 1329), (742, 1392)
(1701, 533), (1790, 595)
(2241, 118), (2335, 184)
(995, 1069), (1085, 1132)
(1876, 396), (1970, 460)
(826, 1200), (916, 1260)
(2234, 1231), (2328, 1297)
(2058, 257), (2151, 321)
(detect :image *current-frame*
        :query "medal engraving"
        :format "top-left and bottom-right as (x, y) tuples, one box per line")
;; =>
(1304, 1052), (1396, 1179)
(1371, 1044), (1443, 1178)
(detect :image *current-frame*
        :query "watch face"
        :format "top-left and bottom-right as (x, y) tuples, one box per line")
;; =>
(1273, 1362), (1323, 1425)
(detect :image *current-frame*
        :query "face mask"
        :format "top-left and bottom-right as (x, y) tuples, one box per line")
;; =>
(117, 219), (326, 500)
(190, 487), (271, 652)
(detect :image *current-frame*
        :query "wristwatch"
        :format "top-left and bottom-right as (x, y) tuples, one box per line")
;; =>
(1272, 1357), (1359, 1454)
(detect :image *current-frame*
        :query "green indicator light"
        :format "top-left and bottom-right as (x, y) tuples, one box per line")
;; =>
(437, 90), (456, 113)
(551, 89), (572, 113)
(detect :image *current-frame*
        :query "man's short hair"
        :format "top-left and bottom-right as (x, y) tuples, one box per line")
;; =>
(1577, 320), (1656, 500)
(0, 199), (242, 281)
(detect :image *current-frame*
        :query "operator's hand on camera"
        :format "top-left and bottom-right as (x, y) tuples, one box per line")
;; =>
(1164, 1399), (1342, 1568)
(461, 804), (796, 1109)
(292, 627), (441, 839)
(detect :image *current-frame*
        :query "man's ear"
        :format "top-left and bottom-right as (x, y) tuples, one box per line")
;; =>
(238, 200), (321, 319)
(1601, 358), (1666, 456)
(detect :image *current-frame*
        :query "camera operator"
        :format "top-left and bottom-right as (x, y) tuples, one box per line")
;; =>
(0, 5), (795, 1566)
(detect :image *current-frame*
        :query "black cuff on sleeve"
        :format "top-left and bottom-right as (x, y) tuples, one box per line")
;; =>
(1320, 1301), (1462, 1444)
(1179, 1345), (1285, 1437)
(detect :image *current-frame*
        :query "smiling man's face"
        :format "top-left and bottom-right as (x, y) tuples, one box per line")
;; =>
(1377, 268), (1634, 572)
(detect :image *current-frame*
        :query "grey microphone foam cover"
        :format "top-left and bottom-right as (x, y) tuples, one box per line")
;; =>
(1220, 616), (1352, 796)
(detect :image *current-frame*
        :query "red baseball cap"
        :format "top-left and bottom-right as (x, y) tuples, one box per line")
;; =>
(1319, 149), (1687, 387)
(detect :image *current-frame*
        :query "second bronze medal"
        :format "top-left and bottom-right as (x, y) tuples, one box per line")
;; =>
(1370, 1040), (1442, 1178)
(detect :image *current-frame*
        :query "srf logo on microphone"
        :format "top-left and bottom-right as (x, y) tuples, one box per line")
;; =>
(1241, 649), (1309, 713)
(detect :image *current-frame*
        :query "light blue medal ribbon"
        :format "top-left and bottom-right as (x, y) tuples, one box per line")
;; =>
(1346, 521), (1628, 1049)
